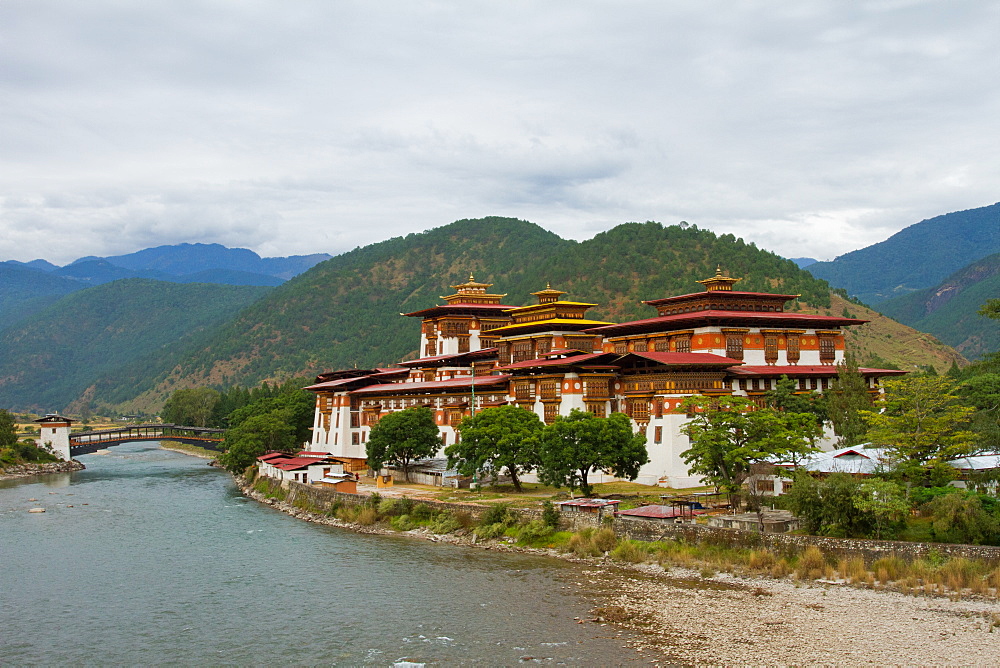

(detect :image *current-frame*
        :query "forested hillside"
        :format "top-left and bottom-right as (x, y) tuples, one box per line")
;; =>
(0, 263), (82, 331)
(807, 202), (1000, 304)
(878, 253), (1000, 360)
(0, 280), (270, 412)
(109, 218), (834, 412)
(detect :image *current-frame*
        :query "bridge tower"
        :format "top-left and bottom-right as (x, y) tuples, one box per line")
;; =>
(33, 414), (75, 461)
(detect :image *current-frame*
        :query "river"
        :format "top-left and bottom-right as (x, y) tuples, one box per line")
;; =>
(0, 442), (644, 665)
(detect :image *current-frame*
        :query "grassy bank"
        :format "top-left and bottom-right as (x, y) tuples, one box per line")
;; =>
(247, 474), (1000, 602)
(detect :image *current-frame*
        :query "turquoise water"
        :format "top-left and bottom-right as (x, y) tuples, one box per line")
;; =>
(0, 442), (641, 665)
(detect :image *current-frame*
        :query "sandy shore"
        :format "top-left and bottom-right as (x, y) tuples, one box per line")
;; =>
(158, 443), (217, 459)
(238, 478), (1000, 665)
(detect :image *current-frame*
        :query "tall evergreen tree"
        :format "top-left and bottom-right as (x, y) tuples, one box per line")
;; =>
(826, 353), (871, 446)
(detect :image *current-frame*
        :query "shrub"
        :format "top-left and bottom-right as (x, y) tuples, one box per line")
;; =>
(611, 540), (649, 563)
(366, 492), (382, 509)
(480, 503), (514, 527)
(593, 527), (618, 553)
(474, 522), (508, 540)
(871, 555), (906, 583)
(541, 500), (561, 529)
(411, 503), (437, 521)
(515, 519), (554, 547)
(378, 498), (400, 516)
(429, 512), (461, 534)
(568, 530), (601, 558)
(453, 510), (476, 529)
(391, 514), (418, 531)
(355, 507), (378, 526)
(796, 546), (827, 579)
(748, 550), (776, 572)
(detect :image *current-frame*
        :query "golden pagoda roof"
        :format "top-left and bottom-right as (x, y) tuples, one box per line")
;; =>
(696, 265), (742, 292)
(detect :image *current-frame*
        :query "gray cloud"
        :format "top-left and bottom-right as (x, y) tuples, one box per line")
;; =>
(1, 1), (997, 264)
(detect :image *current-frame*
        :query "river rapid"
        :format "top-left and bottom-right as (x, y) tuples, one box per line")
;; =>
(0, 442), (644, 665)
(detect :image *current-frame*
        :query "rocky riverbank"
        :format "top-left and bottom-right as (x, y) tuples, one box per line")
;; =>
(0, 459), (85, 480)
(237, 476), (1000, 665)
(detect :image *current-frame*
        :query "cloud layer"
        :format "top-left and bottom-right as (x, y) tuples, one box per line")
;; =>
(2, 1), (998, 264)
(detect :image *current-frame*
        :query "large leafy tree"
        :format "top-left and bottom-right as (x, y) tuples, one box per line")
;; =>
(161, 387), (221, 427)
(0, 409), (16, 449)
(680, 396), (820, 509)
(958, 373), (1000, 452)
(219, 412), (297, 473)
(366, 407), (441, 482)
(537, 410), (648, 497)
(448, 405), (542, 492)
(863, 375), (976, 485)
(825, 353), (872, 446)
(765, 375), (827, 423)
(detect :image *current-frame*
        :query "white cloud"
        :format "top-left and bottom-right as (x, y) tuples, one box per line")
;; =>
(1, 0), (998, 264)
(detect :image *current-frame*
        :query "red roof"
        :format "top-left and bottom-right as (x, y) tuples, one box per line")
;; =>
(396, 348), (498, 367)
(586, 310), (866, 335)
(644, 290), (799, 305)
(622, 351), (743, 366)
(729, 365), (907, 377)
(495, 352), (617, 371)
(258, 452), (287, 461)
(402, 303), (518, 317)
(617, 505), (707, 519)
(272, 456), (335, 471)
(349, 374), (510, 395)
(306, 368), (409, 391)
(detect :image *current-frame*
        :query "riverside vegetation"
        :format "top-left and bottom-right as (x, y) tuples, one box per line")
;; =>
(245, 473), (1000, 605)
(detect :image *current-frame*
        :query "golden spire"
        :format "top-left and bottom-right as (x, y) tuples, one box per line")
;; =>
(696, 266), (742, 292)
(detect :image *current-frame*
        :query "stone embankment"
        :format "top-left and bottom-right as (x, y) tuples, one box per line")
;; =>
(0, 460), (85, 480)
(239, 475), (1000, 664)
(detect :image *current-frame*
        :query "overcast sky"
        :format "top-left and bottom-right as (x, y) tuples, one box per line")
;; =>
(1, 1), (997, 265)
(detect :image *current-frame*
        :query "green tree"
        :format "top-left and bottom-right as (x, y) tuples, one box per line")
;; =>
(826, 353), (871, 446)
(863, 375), (976, 485)
(161, 387), (221, 427)
(0, 409), (16, 449)
(537, 410), (648, 497)
(765, 375), (827, 423)
(680, 396), (820, 509)
(926, 491), (999, 545)
(366, 407), (441, 482)
(218, 412), (297, 473)
(979, 298), (1000, 320)
(448, 405), (542, 492)
(958, 373), (1000, 452)
(852, 479), (909, 540)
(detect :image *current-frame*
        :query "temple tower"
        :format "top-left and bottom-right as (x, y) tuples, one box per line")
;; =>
(33, 414), (75, 461)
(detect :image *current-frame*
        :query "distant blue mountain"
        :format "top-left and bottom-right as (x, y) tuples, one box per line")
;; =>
(92, 243), (330, 280)
(807, 202), (1000, 304)
(789, 257), (818, 268)
(1, 243), (331, 332)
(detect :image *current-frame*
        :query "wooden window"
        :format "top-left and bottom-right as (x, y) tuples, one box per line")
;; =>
(543, 403), (559, 424)
(653, 398), (663, 418)
(586, 402), (606, 418)
(497, 342), (511, 364)
(539, 380), (559, 400)
(351, 432), (360, 445)
(425, 341), (436, 357)
(819, 337), (836, 364)
(725, 335), (744, 361)
(614, 341), (627, 354)
(514, 381), (534, 401)
(755, 479), (775, 493)
(536, 338), (551, 356)
(675, 336), (691, 353)
(654, 426), (663, 443)
(764, 335), (778, 364)
(653, 340), (670, 352)
(584, 378), (608, 398)
(786, 334), (800, 364)
(458, 336), (470, 353)
(627, 399), (649, 421)
(424, 370), (436, 382)
(512, 340), (535, 363)
(632, 341), (648, 352)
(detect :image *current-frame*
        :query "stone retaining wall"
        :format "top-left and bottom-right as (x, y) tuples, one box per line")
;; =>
(267, 477), (1000, 565)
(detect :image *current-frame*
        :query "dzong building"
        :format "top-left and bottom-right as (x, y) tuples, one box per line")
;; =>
(306, 270), (903, 487)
